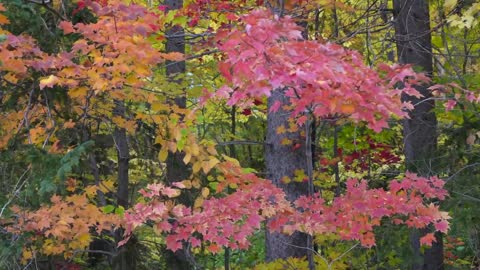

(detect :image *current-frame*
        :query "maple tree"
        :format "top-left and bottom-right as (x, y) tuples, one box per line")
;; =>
(0, 0), (479, 269)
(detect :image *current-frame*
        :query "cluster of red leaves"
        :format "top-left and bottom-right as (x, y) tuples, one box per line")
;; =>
(122, 161), (293, 252)
(211, 9), (429, 131)
(123, 158), (449, 252)
(320, 142), (401, 172)
(273, 172), (449, 247)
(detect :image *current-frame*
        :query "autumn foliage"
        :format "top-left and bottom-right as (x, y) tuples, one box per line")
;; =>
(0, 0), (454, 268)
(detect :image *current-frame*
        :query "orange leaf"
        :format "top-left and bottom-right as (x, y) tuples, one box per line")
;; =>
(161, 52), (184, 61)
(0, 14), (10, 25)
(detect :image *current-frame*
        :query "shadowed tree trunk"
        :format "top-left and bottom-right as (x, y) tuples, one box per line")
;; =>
(264, 4), (312, 266)
(265, 90), (310, 261)
(164, 0), (193, 269)
(112, 100), (137, 270)
(393, 1), (443, 269)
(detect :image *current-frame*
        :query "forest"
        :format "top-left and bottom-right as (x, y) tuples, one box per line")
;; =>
(0, 0), (479, 269)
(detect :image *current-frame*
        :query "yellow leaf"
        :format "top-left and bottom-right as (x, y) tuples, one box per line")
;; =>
(99, 179), (115, 193)
(281, 176), (291, 184)
(4, 73), (18, 84)
(207, 145), (217, 155)
(202, 157), (219, 174)
(192, 178), (201, 189)
(444, 0), (457, 9)
(69, 86), (89, 98)
(21, 249), (33, 264)
(192, 161), (202, 173)
(281, 138), (292, 145)
(201, 187), (210, 198)
(112, 116), (127, 128)
(39, 75), (60, 90)
(84, 185), (97, 199)
(191, 144), (200, 156)
(276, 125), (286, 134)
(194, 197), (204, 209)
(159, 148), (168, 162)
(222, 154), (240, 166)
(182, 180), (192, 189)
(151, 102), (168, 111)
(183, 152), (192, 164)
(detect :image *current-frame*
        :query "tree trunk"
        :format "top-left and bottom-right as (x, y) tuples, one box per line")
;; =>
(265, 90), (310, 261)
(112, 100), (136, 270)
(393, 1), (443, 269)
(264, 4), (312, 264)
(164, 1), (193, 269)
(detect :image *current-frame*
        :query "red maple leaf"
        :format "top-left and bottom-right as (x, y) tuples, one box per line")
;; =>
(420, 233), (437, 246)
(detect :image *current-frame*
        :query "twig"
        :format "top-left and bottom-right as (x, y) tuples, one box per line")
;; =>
(0, 167), (31, 218)
(216, 140), (264, 146)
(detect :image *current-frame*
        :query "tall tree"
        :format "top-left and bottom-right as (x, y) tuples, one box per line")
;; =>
(164, 0), (192, 269)
(393, 1), (443, 269)
(265, 91), (310, 261)
(264, 4), (311, 264)
(112, 100), (136, 270)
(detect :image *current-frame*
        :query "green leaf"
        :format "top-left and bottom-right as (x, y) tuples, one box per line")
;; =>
(103, 205), (115, 214)
(115, 206), (125, 216)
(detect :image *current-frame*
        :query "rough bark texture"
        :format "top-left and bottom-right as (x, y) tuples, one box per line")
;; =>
(393, 1), (443, 269)
(113, 101), (130, 209)
(265, 90), (309, 261)
(112, 101), (136, 270)
(165, 0), (187, 184)
(164, 1), (193, 269)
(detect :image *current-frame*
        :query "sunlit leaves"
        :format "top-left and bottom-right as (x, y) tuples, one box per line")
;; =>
(7, 192), (121, 259)
(213, 9), (429, 132)
(124, 164), (449, 252)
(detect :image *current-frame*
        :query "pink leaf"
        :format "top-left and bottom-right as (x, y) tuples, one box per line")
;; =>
(59, 21), (75, 34)
(434, 220), (449, 233)
(270, 100), (282, 113)
(445, 99), (457, 111)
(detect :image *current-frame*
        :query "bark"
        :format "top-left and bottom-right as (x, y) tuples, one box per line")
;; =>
(165, 0), (187, 184)
(264, 4), (312, 264)
(164, 1), (193, 269)
(112, 101), (136, 270)
(265, 90), (310, 261)
(393, 1), (443, 269)
(113, 101), (130, 209)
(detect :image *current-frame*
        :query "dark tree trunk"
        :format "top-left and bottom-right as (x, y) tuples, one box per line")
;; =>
(265, 90), (310, 261)
(165, 0), (187, 183)
(393, 1), (443, 269)
(263, 4), (312, 264)
(164, 1), (193, 269)
(112, 101), (136, 270)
